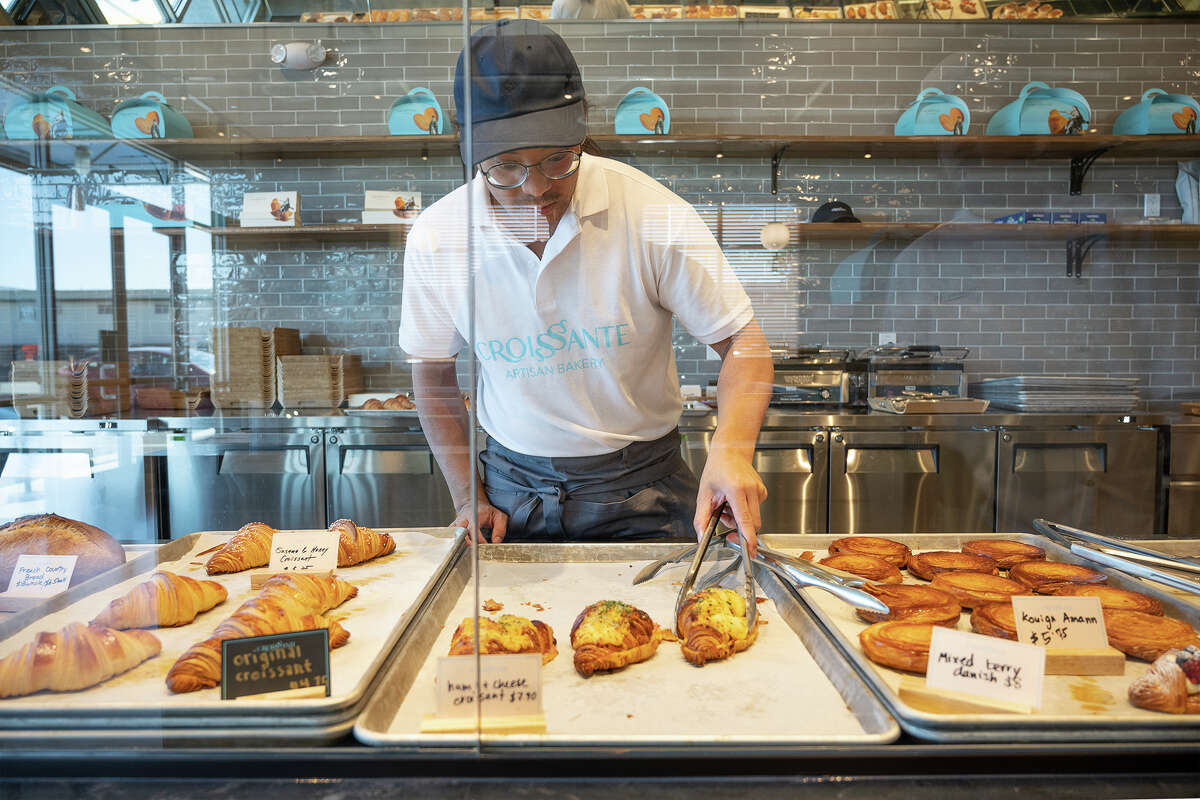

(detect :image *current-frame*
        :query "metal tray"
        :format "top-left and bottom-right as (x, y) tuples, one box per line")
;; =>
(343, 408), (420, 417)
(761, 533), (1200, 742)
(0, 527), (463, 738)
(354, 542), (899, 748)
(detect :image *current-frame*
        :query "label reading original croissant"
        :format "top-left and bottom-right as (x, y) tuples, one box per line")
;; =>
(221, 628), (331, 700)
(1011, 596), (1108, 649)
(267, 532), (339, 573)
(926, 627), (1045, 710)
(435, 654), (543, 718)
(5, 554), (78, 597)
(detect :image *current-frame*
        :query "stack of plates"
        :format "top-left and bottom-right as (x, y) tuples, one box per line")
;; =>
(970, 376), (1140, 412)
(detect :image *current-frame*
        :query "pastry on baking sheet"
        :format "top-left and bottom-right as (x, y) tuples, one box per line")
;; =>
(0, 513), (126, 589)
(1128, 646), (1200, 714)
(856, 583), (961, 626)
(1046, 584), (1164, 615)
(676, 587), (758, 666)
(828, 536), (911, 568)
(930, 572), (1029, 609)
(449, 614), (558, 665)
(907, 551), (999, 581)
(570, 600), (670, 677)
(0, 622), (161, 699)
(961, 539), (1046, 569)
(859, 620), (936, 674)
(1103, 609), (1200, 662)
(970, 602), (1018, 641)
(1010, 560), (1107, 590)
(819, 553), (902, 584)
(91, 571), (228, 630)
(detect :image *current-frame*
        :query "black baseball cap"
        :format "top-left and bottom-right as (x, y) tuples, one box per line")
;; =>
(453, 20), (587, 167)
(812, 200), (860, 223)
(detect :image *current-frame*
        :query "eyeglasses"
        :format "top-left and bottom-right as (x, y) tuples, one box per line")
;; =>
(481, 149), (582, 190)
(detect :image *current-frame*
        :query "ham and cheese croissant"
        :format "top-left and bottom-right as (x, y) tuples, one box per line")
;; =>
(0, 622), (160, 699)
(1128, 646), (1200, 714)
(205, 522), (276, 575)
(676, 587), (758, 666)
(90, 571), (228, 630)
(570, 600), (670, 677)
(165, 574), (357, 693)
(448, 615), (558, 664)
(326, 518), (395, 567)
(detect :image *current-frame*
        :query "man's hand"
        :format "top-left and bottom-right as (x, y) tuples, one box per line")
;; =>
(694, 449), (766, 558)
(453, 499), (509, 544)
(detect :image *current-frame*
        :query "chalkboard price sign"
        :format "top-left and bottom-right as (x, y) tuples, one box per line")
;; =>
(220, 628), (331, 700)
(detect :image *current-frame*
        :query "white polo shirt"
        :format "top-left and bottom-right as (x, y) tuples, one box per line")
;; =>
(398, 153), (754, 457)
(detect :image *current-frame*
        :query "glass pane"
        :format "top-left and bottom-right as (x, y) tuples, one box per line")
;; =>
(0, 167), (39, 394)
(95, 0), (166, 23)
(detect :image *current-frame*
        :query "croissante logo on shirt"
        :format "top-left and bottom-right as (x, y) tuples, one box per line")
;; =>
(475, 320), (632, 365)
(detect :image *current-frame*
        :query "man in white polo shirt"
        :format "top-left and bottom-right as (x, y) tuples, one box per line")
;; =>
(399, 20), (774, 552)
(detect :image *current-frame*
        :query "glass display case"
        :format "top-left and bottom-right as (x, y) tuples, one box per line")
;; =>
(1, 10), (1200, 794)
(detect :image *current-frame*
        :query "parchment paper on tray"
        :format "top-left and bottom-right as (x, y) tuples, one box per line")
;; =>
(0, 528), (459, 721)
(358, 554), (897, 746)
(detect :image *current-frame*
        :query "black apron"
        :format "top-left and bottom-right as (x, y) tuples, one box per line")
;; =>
(479, 428), (699, 542)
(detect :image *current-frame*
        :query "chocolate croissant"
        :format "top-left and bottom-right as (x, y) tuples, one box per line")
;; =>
(326, 519), (396, 567)
(676, 587), (758, 666)
(0, 621), (160, 699)
(165, 574), (357, 693)
(1128, 646), (1200, 714)
(91, 571), (228, 629)
(205, 521), (276, 575)
(570, 600), (669, 677)
(449, 614), (558, 664)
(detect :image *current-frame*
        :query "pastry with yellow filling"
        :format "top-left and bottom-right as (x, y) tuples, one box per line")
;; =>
(819, 553), (902, 584)
(448, 614), (557, 665)
(930, 572), (1029, 609)
(676, 587), (758, 666)
(907, 551), (999, 581)
(570, 600), (670, 677)
(961, 539), (1046, 569)
(859, 620), (936, 674)
(855, 583), (961, 626)
(1010, 560), (1107, 591)
(828, 536), (910, 568)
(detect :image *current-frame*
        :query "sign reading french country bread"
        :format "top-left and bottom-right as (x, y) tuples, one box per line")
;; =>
(221, 628), (331, 700)
(4, 554), (77, 597)
(925, 626), (1045, 711)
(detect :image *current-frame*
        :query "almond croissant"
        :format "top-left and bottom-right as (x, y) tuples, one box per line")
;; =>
(676, 587), (758, 667)
(0, 621), (161, 699)
(90, 571), (228, 630)
(205, 521), (276, 575)
(165, 574), (357, 694)
(326, 518), (395, 567)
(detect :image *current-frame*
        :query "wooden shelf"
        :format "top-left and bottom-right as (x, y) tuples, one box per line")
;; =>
(208, 223), (409, 240)
(4, 133), (1198, 171)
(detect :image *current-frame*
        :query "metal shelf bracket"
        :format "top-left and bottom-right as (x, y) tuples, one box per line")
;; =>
(1069, 148), (1110, 196)
(1066, 232), (1107, 277)
(770, 144), (791, 195)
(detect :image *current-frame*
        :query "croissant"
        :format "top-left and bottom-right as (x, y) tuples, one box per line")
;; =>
(327, 519), (396, 567)
(165, 574), (357, 693)
(0, 622), (160, 699)
(205, 521), (276, 575)
(361, 398), (384, 410)
(570, 600), (669, 677)
(676, 587), (758, 666)
(1128, 647), (1200, 714)
(449, 615), (558, 664)
(90, 571), (228, 629)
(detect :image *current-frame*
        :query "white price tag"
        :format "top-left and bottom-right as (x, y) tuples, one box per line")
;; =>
(435, 654), (543, 719)
(5, 554), (78, 597)
(926, 626), (1045, 710)
(266, 532), (339, 573)
(1011, 596), (1108, 649)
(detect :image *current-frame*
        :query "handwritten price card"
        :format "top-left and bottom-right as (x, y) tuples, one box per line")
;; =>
(221, 628), (331, 700)
(5, 555), (77, 597)
(926, 626), (1045, 711)
(435, 653), (543, 719)
(267, 532), (339, 573)
(1011, 596), (1108, 649)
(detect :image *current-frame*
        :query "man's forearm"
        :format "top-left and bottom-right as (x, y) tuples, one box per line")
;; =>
(712, 321), (774, 456)
(411, 359), (481, 510)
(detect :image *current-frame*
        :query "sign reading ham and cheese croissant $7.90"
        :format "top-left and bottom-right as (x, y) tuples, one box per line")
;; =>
(435, 654), (543, 718)
(267, 532), (339, 573)
(1010, 596), (1109, 649)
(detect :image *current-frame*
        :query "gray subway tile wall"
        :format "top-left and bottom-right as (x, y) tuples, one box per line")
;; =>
(1, 21), (1197, 402)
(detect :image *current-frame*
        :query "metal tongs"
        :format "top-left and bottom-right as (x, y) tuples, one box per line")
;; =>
(1032, 518), (1200, 597)
(673, 502), (757, 636)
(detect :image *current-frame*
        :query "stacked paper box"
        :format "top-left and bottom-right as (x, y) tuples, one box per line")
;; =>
(210, 326), (301, 409)
(276, 354), (364, 408)
(10, 360), (88, 418)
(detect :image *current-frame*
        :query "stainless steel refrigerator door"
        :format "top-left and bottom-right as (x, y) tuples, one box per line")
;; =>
(678, 427), (828, 534)
(0, 431), (158, 542)
(165, 430), (325, 536)
(325, 431), (456, 528)
(1168, 427), (1200, 537)
(829, 429), (995, 534)
(997, 427), (1158, 537)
